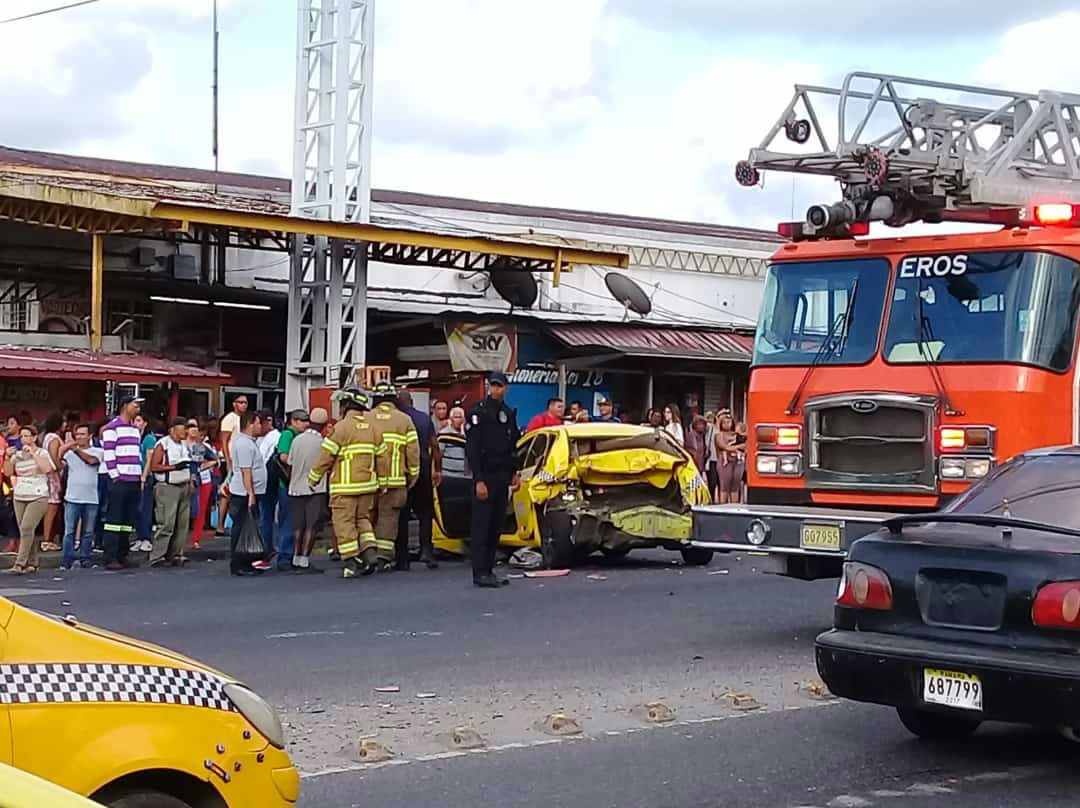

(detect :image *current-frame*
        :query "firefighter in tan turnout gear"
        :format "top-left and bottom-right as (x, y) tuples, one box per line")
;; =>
(370, 381), (421, 571)
(308, 388), (384, 578)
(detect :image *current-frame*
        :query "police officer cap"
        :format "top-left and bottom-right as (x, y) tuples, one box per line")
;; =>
(488, 371), (509, 387)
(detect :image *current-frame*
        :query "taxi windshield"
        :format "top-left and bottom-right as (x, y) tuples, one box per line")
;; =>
(752, 258), (890, 366)
(883, 250), (1080, 371)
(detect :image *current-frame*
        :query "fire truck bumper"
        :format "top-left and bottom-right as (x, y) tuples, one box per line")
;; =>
(690, 504), (899, 580)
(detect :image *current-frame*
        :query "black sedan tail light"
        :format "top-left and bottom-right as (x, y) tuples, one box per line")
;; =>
(1032, 581), (1080, 630)
(837, 562), (894, 611)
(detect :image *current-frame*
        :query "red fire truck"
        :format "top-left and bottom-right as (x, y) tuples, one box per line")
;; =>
(692, 72), (1080, 579)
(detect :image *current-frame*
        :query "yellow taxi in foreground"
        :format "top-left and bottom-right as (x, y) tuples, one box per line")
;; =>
(0, 596), (298, 808)
(1, 760), (102, 808)
(432, 423), (714, 568)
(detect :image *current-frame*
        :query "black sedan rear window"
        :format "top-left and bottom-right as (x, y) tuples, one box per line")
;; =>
(946, 454), (1080, 527)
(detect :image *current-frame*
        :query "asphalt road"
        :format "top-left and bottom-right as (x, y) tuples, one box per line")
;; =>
(3, 549), (1078, 808)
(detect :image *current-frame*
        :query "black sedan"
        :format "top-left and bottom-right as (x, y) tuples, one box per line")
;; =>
(816, 445), (1080, 740)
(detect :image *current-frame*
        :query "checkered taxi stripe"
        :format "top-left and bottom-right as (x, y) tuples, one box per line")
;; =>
(0, 663), (235, 712)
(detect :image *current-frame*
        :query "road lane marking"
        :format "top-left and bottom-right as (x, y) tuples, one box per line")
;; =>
(299, 699), (844, 779)
(0, 588), (64, 597)
(265, 630), (346, 639)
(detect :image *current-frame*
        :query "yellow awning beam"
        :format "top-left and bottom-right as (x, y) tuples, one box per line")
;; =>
(149, 202), (628, 270)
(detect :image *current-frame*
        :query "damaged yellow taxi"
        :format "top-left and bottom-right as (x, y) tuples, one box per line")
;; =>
(432, 423), (714, 567)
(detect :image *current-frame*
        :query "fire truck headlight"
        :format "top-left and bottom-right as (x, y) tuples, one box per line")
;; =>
(778, 455), (802, 476)
(756, 455), (779, 475)
(940, 458), (966, 479)
(965, 458), (991, 479)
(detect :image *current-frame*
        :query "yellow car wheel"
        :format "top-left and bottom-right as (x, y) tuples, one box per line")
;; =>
(98, 790), (196, 808)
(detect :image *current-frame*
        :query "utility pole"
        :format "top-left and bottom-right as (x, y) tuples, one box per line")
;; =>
(212, 0), (220, 176)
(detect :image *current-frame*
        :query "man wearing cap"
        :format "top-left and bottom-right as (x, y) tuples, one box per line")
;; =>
(286, 408), (328, 572)
(309, 389), (382, 577)
(595, 396), (620, 423)
(370, 382), (421, 572)
(273, 409), (309, 570)
(464, 371), (521, 588)
(101, 395), (145, 570)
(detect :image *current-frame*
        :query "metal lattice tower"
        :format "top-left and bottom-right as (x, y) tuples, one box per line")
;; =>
(738, 72), (1080, 227)
(287, 0), (375, 408)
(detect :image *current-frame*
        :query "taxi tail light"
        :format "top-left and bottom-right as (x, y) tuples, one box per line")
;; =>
(1032, 581), (1080, 630)
(756, 424), (801, 448)
(837, 562), (893, 611)
(938, 426), (991, 451)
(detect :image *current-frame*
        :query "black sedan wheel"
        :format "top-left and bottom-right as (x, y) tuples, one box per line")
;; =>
(897, 707), (981, 740)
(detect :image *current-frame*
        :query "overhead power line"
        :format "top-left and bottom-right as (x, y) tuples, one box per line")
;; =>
(1, 0), (103, 24)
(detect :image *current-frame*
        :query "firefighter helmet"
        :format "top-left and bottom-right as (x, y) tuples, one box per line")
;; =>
(339, 387), (370, 412)
(371, 381), (397, 401)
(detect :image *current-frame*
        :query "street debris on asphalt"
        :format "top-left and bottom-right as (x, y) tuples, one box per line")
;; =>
(438, 726), (486, 750)
(634, 702), (676, 723)
(799, 680), (836, 700)
(538, 712), (583, 736)
(526, 569), (571, 578)
(719, 690), (761, 711)
(355, 737), (393, 763)
(374, 685), (401, 693)
(508, 548), (544, 569)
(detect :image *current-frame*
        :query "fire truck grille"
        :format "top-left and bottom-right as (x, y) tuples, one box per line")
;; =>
(806, 400), (935, 491)
(818, 439), (926, 474)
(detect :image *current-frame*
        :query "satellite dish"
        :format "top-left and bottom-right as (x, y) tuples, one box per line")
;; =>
(490, 271), (538, 309)
(605, 272), (652, 317)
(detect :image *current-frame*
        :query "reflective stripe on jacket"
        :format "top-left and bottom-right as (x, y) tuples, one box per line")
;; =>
(308, 413), (383, 495)
(372, 402), (420, 488)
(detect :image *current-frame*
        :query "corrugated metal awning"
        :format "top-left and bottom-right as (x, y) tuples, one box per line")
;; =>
(0, 347), (232, 384)
(547, 323), (754, 362)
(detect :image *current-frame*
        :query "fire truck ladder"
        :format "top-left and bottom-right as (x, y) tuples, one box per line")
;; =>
(736, 71), (1080, 230)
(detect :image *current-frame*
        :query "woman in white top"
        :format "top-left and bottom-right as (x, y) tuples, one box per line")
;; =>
(662, 403), (685, 445)
(2, 425), (55, 574)
(40, 411), (64, 552)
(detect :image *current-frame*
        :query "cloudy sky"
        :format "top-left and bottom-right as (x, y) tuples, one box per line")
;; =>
(1, 0), (1078, 229)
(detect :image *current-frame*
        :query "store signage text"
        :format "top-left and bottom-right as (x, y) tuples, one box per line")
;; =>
(509, 367), (606, 388)
(0, 384), (50, 403)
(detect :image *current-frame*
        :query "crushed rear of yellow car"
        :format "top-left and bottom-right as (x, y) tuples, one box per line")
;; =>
(431, 423), (714, 568)
(0, 596), (298, 808)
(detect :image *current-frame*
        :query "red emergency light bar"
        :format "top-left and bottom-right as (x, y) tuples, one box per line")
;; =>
(777, 220), (869, 240)
(1032, 203), (1080, 226)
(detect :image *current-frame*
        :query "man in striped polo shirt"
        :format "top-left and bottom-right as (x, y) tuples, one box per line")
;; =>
(102, 395), (145, 570)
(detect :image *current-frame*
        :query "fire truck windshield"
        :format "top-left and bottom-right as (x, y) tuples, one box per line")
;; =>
(753, 258), (890, 366)
(883, 250), (1080, 372)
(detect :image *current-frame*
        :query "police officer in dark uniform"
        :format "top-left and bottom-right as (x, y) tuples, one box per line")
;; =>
(464, 371), (520, 588)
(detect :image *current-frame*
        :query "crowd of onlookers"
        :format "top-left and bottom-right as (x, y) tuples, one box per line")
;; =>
(515, 396), (748, 504)
(0, 397), (339, 575)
